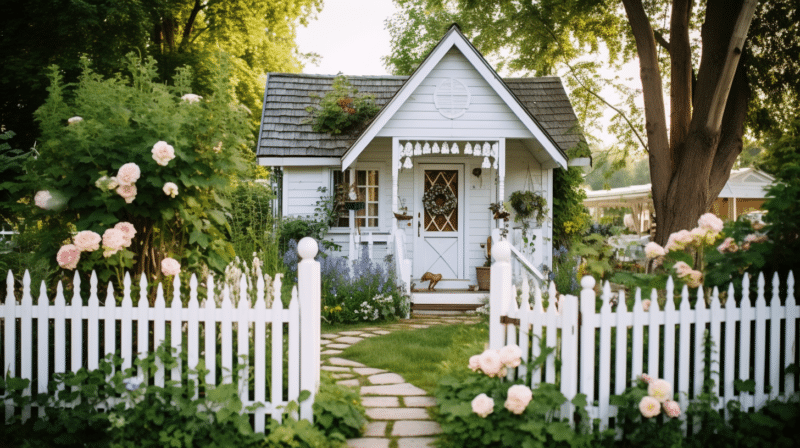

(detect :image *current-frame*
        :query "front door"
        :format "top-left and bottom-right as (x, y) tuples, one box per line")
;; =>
(413, 164), (464, 280)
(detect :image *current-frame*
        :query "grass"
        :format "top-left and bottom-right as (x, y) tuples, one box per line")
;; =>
(321, 319), (396, 334)
(339, 321), (489, 393)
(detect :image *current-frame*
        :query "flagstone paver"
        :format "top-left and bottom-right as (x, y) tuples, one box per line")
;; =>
(318, 315), (478, 448)
(368, 373), (404, 384)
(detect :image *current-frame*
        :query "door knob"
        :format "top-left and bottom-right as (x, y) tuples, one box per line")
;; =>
(418, 220), (421, 237)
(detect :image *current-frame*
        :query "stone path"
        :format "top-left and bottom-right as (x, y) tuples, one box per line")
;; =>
(319, 315), (482, 448)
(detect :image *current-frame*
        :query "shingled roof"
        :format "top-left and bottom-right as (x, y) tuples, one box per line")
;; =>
(257, 73), (584, 159)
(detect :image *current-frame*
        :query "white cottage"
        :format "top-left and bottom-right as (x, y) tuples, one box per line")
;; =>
(257, 25), (586, 310)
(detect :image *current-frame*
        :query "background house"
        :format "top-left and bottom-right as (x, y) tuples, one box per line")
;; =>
(257, 25), (586, 309)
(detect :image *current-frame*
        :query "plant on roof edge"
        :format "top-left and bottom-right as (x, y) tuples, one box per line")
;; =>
(305, 74), (379, 135)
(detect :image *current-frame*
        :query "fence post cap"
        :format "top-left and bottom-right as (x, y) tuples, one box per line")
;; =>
(297, 237), (318, 260)
(581, 276), (596, 290)
(493, 240), (511, 262)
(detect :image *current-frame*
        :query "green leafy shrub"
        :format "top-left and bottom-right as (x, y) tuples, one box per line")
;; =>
(306, 75), (379, 135)
(24, 53), (252, 289)
(434, 343), (595, 447)
(313, 379), (367, 440)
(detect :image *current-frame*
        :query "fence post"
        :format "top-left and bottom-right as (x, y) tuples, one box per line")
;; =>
(297, 237), (321, 422)
(579, 276), (596, 409)
(489, 240), (512, 350)
(560, 293), (579, 425)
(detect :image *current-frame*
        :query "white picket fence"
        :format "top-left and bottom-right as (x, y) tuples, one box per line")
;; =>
(1, 237), (321, 431)
(489, 240), (799, 430)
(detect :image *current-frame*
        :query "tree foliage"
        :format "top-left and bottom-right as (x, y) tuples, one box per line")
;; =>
(0, 0), (321, 150)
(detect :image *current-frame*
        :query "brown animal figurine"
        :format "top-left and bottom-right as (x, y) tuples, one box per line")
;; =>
(421, 272), (442, 291)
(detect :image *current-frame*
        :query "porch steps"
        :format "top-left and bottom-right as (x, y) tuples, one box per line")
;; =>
(410, 289), (488, 314)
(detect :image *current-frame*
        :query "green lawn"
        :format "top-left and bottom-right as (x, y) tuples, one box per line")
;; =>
(339, 321), (489, 393)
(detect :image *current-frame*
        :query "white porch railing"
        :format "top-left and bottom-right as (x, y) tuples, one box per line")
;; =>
(391, 227), (412, 295)
(1, 237), (322, 430)
(489, 245), (799, 432)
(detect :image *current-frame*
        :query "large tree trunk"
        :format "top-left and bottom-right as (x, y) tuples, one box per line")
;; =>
(623, 0), (756, 245)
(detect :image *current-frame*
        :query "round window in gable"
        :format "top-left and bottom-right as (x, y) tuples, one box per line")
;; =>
(434, 78), (471, 119)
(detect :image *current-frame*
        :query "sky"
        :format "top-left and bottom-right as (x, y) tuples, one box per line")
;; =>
(295, 0), (398, 76)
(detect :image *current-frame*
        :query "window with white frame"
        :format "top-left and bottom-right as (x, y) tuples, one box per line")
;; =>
(332, 169), (380, 228)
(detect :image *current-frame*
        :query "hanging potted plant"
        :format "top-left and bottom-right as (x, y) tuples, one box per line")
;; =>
(338, 181), (365, 211)
(509, 190), (547, 224)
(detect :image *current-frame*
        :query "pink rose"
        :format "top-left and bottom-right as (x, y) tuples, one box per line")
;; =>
(151, 141), (175, 166)
(478, 349), (503, 377)
(73, 230), (101, 252)
(717, 237), (738, 254)
(648, 379), (672, 403)
(499, 344), (522, 368)
(34, 190), (52, 209)
(504, 384), (532, 415)
(683, 270), (702, 288)
(690, 227), (717, 245)
(114, 222), (136, 246)
(697, 212), (723, 233)
(672, 261), (692, 277)
(642, 299), (651, 312)
(116, 163), (140, 186)
(640, 374), (653, 384)
(644, 242), (665, 259)
(471, 393), (494, 418)
(665, 230), (692, 251)
(161, 257), (181, 276)
(56, 244), (81, 270)
(116, 184), (137, 204)
(102, 228), (126, 257)
(468, 355), (480, 372)
(663, 399), (681, 418)
(639, 396), (661, 418)
(163, 182), (179, 198)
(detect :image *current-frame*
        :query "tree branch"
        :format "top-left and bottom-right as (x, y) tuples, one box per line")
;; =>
(561, 59), (648, 152)
(180, 0), (205, 50)
(653, 30), (671, 53)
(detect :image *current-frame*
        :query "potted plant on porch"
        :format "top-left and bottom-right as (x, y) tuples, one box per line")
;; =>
(476, 237), (492, 291)
(509, 190), (547, 249)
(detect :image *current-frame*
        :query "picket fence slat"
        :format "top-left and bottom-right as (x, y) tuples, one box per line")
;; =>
(491, 267), (799, 435)
(1, 238), (322, 430)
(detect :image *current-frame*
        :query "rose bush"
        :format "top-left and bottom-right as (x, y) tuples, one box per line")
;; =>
(23, 54), (251, 293)
(434, 343), (595, 447)
(611, 374), (683, 447)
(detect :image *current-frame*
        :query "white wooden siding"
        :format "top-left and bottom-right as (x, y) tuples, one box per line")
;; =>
(283, 166), (328, 217)
(378, 49), (535, 139)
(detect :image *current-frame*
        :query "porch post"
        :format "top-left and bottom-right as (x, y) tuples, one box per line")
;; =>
(392, 137), (399, 231)
(497, 138), (506, 230)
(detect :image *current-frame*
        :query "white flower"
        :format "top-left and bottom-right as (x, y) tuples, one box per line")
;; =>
(499, 344), (522, 368)
(639, 396), (661, 418)
(161, 257), (181, 276)
(114, 222), (136, 247)
(116, 184), (137, 204)
(34, 190), (53, 209)
(151, 141), (176, 166)
(181, 93), (202, 103)
(73, 230), (101, 252)
(67, 116), (83, 125)
(163, 182), (179, 198)
(478, 349), (503, 377)
(102, 228), (127, 257)
(471, 393), (494, 418)
(648, 379), (672, 403)
(504, 384), (533, 415)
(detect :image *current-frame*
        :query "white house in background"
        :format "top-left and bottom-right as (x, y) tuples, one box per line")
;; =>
(584, 167), (775, 235)
(256, 25), (586, 310)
